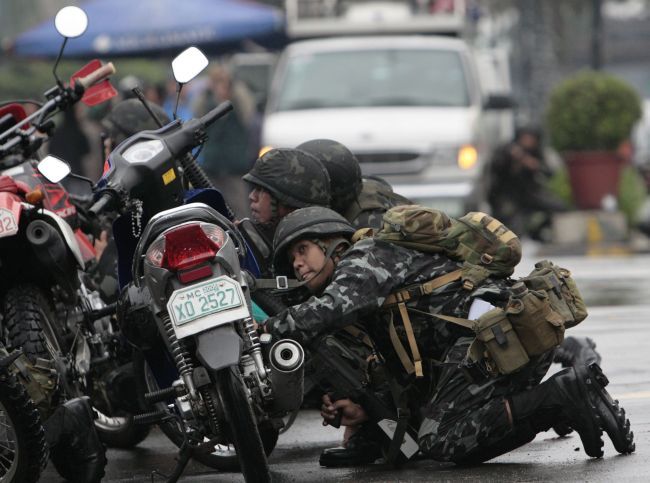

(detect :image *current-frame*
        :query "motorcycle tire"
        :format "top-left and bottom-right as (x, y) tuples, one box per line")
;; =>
(215, 366), (271, 482)
(0, 366), (48, 483)
(134, 352), (279, 471)
(2, 284), (64, 363)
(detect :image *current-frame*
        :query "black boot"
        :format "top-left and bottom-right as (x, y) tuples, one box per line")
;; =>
(44, 396), (107, 483)
(553, 336), (602, 368)
(319, 425), (383, 467)
(551, 337), (603, 437)
(510, 363), (634, 458)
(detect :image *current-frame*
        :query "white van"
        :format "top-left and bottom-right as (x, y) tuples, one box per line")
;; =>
(261, 35), (514, 215)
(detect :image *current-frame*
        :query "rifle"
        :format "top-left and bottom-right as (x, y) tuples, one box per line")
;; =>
(308, 334), (419, 467)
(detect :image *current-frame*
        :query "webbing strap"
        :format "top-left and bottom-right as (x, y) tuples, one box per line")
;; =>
(382, 269), (462, 307)
(388, 312), (415, 375)
(254, 277), (302, 290)
(342, 325), (374, 349)
(398, 302), (423, 378)
(386, 378), (410, 466)
(427, 312), (476, 330)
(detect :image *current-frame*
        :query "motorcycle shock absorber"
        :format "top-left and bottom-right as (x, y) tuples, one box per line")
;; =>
(161, 311), (198, 399)
(243, 317), (267, 380)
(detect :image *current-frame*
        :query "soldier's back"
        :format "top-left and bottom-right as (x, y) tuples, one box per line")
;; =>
(344, 177), (411, 229)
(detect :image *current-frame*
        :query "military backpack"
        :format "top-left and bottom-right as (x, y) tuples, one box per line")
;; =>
(367, 205), (522, 289)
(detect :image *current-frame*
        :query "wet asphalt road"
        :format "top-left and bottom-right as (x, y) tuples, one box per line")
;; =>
(42, 251), (650, 482)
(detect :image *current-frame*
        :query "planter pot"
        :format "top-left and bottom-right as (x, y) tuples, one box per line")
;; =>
(563, 151), (625, 209)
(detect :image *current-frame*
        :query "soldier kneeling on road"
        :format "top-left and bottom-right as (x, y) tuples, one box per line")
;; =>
(259, 205), (635, 466)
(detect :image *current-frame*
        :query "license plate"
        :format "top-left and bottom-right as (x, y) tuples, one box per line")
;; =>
(0, 209), (18, 239)
(166, 276), (250, 339)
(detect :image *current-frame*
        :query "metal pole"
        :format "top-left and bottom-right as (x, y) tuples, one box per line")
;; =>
(591, 0), (603, 70)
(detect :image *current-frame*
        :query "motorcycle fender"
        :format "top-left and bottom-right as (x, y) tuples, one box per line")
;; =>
(36, 207), (85, 269)
(195, 325), (243, 372)
(0, 192), (22, 239)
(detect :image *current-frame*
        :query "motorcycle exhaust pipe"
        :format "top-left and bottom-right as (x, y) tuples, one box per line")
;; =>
(268, 339), (304, 413)
(26, 220), (78, 298)
(27, 220), (68, 264)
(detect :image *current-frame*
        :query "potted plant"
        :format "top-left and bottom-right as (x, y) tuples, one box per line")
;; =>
(546, 70), (642, 209)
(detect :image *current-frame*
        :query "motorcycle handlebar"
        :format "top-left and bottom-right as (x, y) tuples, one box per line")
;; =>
(89, 191), (114, 217)
(199, 101), (233, 128)
(75, 62), (116, 91)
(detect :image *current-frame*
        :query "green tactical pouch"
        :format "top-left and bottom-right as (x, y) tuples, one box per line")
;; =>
(507, 288), (565, 357)
(471, 308), (530, 375)
(521, 260), (588, 329)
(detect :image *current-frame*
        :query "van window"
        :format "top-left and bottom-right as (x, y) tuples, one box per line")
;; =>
(275, 49), (470, 111)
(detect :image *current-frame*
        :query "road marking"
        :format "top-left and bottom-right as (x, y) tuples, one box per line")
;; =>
(615, 390), (650, 400)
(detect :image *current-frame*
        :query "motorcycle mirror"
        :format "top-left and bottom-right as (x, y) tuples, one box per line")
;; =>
(37, 155), (71, 183)
(52, 6), (89, 89)
(54, 6), (88, 39)
(172, 47), (209, 84)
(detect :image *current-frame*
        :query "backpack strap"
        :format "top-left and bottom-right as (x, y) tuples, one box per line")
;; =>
(388, 311), (416, 376)
(383, 269), (463, 306)
(383, 269), (463, 378)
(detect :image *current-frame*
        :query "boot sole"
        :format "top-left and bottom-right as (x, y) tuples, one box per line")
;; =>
(585, 363), (635, 455)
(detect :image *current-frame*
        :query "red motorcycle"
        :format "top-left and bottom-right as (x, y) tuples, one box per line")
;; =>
(0, 7), (149, 458)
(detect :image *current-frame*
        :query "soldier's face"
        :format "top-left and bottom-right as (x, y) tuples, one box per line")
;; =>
(249, 186), (273, 223)
(289, 239), (334, 292)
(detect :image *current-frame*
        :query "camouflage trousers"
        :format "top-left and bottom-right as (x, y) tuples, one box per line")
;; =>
(418, 336), (554, 464)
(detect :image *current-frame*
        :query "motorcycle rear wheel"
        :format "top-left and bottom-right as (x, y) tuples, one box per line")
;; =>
(215, 366), (271, 482)
(0, 365), (48, 483)
(134, 353), (278, 471)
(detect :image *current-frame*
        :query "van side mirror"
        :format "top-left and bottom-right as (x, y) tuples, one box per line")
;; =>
(484, 94), (515, 110)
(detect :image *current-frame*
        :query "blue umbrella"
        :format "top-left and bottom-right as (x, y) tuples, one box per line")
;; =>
(9, 0), (286, 58)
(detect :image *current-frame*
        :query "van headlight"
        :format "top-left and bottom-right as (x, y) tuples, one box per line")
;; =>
(429, 145), (478, 170)
(457, 145), (478, 170)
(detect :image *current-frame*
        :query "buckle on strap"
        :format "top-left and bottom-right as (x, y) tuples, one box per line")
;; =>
(275, 276), (288, 290)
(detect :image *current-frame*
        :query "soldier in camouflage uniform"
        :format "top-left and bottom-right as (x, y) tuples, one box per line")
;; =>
(296, 139), (410, 229)
(263, 206), (635, 466)
(240, 148), (331, 274)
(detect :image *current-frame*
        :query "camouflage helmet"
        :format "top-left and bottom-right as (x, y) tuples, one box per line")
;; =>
(296, 139), (362, 215)
(102, 99), (170, 146)
(272, 206), (355, 275)
(242, 148), (331, 208)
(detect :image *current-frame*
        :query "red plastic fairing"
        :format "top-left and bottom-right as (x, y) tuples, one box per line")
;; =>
(70, 60), (118, 107)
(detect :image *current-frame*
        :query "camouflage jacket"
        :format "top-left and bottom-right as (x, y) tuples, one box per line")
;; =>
(344, 178), (411, 230)
(266, 238), (511, 379)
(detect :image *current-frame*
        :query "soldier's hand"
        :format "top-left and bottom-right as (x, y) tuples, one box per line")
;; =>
(321, 394), (368, 427)
(94, 230), (109, 261)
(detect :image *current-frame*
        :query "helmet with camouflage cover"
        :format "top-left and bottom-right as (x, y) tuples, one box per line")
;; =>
(102, 99), (170, 146)
(243, 148), (331, 208)
(296, 139), (362, 215)
(272, 206), (355, 275)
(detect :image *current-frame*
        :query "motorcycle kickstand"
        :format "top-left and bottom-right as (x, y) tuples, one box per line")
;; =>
(149, 442), (193, 483)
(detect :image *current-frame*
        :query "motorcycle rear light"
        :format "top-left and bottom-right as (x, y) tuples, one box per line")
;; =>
(162, 223), (224, 271)
(178, 263), (213, 284)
